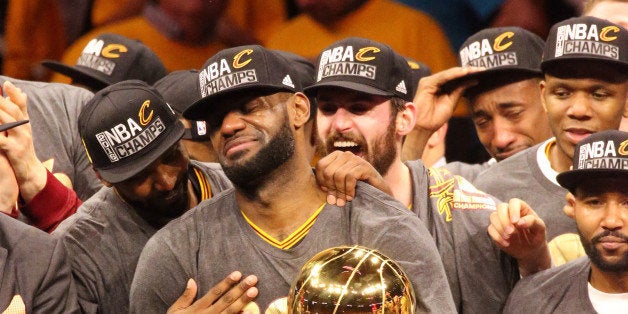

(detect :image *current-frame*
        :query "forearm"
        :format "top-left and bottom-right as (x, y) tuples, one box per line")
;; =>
(517, 242), (552, 277)
(20, 170), (82, 232)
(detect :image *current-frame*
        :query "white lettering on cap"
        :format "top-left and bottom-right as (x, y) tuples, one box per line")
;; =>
(96, 116), (166, 162)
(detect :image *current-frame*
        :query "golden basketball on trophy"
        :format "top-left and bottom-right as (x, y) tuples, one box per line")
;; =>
(288, 245), (415, 314)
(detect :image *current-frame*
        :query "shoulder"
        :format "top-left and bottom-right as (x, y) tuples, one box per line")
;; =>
(512, 257), (589, 296)
(474, 145), (539, 184)
(0, 214), (57, 251)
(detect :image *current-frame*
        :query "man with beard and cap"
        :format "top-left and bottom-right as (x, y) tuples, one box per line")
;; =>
(52, 80), (232, 313)
(0, 33), (168, 233)
(503, 130), (628, 313)
(473, 16), (628, 265)
(129, 45), (455, 313)
(310, 37), (551, 313)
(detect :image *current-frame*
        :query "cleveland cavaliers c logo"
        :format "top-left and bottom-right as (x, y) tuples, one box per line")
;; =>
(618, 139), (628, 155)
(493, 31), (514, 51)
(600, 26), (620, 42)
(356, 47), (380, 61)
(233, 49), (253, 68)
(138, 100), (154, 126)
(101, 44), (128, 58)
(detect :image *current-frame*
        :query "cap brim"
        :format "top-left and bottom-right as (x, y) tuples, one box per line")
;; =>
(557, 169), (626, 192)
(94, 120), (185, 183)
(304, 81), (393, 99)
(0, 120), (29, 132)
(184, 85), (291, 120)
(541, 56), (628, 73)
(42, 60), (110, 90)
(440, 67), (542, 94)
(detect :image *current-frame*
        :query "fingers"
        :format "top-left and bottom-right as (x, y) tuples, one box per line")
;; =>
(315, 151), (377, 206)
(488, 198), (545, 249)
(167, 279), (198, 313)
(2, 81), (28, 118)
(416, 66), (484, 96)
(208, 274), (258, 313)
(193, 271), (243, 308)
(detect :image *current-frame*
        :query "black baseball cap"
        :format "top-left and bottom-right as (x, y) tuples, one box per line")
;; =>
(404, 56), (432, 98)
(304, 37), (414, 102)
(153, 69), (208, 141)
(0, 120), (29, 132)
(184, 45), (303, 120)
(42, 33), (167, 91)
(273, 50), (316, 119)
(542, 16), (628, 73)
(442, 27), (544, 92)
(557, 130), (628, 192)
(79, 80), (184, 183)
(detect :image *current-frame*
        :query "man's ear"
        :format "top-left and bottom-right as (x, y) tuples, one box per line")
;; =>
(539, 80), (549, 113)
(563, 192), (576, 219)
(396, 101), (417, 136)
(291, 92), (311, 127)
(93, 168), (113, 187)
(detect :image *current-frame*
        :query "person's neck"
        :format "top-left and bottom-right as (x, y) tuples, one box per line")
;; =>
(236, 157), (326, 241)
(383, 159), (413, 208)
(548, 140), (574, 173)
(589, 264), (628, 293)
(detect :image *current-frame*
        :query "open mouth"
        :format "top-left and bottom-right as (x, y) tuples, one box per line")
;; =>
(333, 140), (362, 155)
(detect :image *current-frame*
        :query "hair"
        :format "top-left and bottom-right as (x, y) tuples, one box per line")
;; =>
(583, 0), (628, 14)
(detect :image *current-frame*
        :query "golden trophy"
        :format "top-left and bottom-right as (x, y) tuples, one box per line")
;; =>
(288, 245), (415, 314)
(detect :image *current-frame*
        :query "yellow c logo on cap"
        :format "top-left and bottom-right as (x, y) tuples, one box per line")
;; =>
(600, 26), (620, 42)
(356, 47), (380, 61)
(407, 60), (420, 69)
(101, 44), (128, 58)
(139, 100), (154, 126)
(619, 139), (628, 155)
(233, 49), (253, 68)
(493, 31), (514, 52)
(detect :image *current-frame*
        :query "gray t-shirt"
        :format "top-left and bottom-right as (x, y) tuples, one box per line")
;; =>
(53, 161), (231, 314)
(407, 160), (519, 313)
(129, 182), (456, 313)
(473, 143), (577, 241)
(503, 257), (596, 313)
(0, 76), (100, 201)
(443, 160), (492, 183)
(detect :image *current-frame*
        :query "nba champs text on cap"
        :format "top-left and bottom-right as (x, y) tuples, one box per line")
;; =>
(557, 130), (628, 192)
(542, 16), (628, 71)
(42, 33), (167, 90)
(305, 37), (414, 102)
(184, 45), (303, 120)
(459, 27), (544, 75)
(79, 80), (184, 183)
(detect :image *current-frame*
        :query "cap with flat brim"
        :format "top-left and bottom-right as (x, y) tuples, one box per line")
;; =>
(79, 80), (186, 184)
(184, 45), (303, 121)
(184, 85), (292, 121)
(42, 60), (110, 90)
(303, 80), (394, 98)
(556, 129), (628, 193)
(95, 120), (185, 183)
(440, 67), (542, 94)
(557, 169), (625, 192)
(541, 16), (628, 74)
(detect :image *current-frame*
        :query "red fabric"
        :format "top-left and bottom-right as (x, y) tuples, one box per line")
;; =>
(20, 170), (82, 233)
